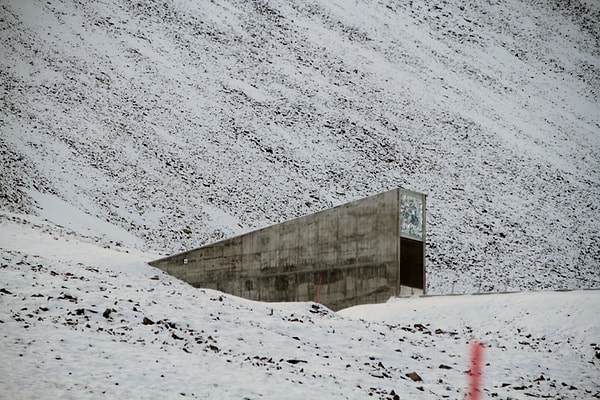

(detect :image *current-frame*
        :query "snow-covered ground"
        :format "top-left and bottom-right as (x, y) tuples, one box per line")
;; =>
(1, 216), (598, 399)
(1, 0), (599, 397)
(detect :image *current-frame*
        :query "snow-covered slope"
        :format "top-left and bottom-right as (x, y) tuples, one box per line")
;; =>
(1, 0), (599, 293)
(1, 217), (598, 399)
(2, 1), (600, 397)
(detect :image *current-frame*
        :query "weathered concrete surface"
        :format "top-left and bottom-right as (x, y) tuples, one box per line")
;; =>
(150, 188), (425, 311)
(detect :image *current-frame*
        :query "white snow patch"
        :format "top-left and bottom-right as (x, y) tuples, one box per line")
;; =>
(28, 189), (144, 248)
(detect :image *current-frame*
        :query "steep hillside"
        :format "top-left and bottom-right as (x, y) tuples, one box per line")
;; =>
(1, 0), (599, 293)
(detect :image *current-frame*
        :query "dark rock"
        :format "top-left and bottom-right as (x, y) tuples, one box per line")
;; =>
(287, 359), (307, 364)
(162, 320), (177, 329)
(143, 317), (154, 325)
(58, 294), (78, 302)
(406, 372), (422, 382)
(439, 364), (452, 370)
(103, 308), (112, 318)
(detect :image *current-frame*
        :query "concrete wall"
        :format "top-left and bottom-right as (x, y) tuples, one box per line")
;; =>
(149, 188), (425, 311)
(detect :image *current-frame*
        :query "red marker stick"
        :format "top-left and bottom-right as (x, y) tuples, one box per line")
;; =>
(314, 276), (323, 304)
(468, 341), (484, 400)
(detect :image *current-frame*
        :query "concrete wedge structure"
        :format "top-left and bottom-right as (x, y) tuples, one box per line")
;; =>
(150, 188), (426, 311)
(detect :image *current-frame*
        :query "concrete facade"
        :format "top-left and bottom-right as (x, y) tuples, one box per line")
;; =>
(149, 188), (426, 311)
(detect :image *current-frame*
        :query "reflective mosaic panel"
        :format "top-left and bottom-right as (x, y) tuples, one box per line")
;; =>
(400, 192), (424, 241)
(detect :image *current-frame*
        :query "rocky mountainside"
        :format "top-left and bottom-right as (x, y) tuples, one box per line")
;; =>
(1, 0), (599, 293)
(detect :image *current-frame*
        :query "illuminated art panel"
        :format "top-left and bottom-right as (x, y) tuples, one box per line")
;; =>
(400, 191), (425, 242)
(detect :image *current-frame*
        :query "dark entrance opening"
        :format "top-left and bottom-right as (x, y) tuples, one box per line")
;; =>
(400, 237), (424, 289)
